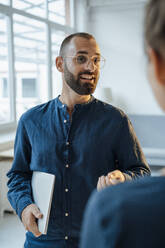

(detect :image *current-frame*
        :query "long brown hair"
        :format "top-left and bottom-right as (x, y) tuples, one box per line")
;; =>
(144, 0), (165, 60)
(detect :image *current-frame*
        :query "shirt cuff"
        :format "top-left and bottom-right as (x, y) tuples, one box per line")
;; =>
(123, 172), (132, 181)
(16, 197), (33, 220)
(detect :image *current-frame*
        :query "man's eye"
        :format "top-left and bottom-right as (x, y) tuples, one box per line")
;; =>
(94, 57), (100, 64)
(76, 55), (87, 64)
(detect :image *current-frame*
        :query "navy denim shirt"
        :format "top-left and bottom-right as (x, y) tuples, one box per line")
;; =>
(7, 96), (150, 244)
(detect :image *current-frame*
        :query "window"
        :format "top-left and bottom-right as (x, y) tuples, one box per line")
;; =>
(14, 14), (47, 120)
(22, 78), (37, 98)
(0, 14), (10, 124)
(48, 0), (66, 25)
(13, 0), (46, 18)
(51, 29), (66, 97)
(2, 78), (8, 98)
(0, 0), (9, 5)
(0, 0), (74, 127)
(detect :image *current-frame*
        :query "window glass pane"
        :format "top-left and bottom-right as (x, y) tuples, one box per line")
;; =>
(51, 30), (66, 97)
(13, 0), (46, 18)
(2, 78), (8, 98)
(0, 14), (10, 124)
(22, 78), (37, 98)
(49, 0), (70, 25)
(14, 14), (47, 120)
(0, 0), (9, 5)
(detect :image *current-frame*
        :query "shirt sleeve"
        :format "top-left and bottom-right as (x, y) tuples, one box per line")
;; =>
(113, 115), (151, 179)
(7, 117), (33, 219)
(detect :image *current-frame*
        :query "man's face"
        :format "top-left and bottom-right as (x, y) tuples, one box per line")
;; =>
(63, 37), (101, 95)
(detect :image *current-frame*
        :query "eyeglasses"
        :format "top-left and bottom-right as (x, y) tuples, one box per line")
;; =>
(63, 54), (106, 69)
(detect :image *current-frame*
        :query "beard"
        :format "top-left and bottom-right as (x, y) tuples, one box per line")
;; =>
(63, 62), (99, 95)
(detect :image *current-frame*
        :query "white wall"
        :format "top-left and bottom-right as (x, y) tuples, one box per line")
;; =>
(76, 1), (163, 115)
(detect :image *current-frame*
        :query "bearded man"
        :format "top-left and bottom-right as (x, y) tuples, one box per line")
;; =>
(7, 32), (150, 248)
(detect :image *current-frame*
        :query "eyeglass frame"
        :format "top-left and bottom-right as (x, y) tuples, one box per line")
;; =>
(62, 54), (106, 69)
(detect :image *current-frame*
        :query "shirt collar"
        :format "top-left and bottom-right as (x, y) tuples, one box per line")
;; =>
(56, 95), (96, 110)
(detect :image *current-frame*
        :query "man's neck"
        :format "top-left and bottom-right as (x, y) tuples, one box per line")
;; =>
(59, 92), (91, 115)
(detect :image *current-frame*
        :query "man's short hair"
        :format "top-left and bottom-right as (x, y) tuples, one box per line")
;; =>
(144, 0), (165, 60)
(59, 32), (95, 57)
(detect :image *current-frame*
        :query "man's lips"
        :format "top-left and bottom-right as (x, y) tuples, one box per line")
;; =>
(79, 74), (95, 81)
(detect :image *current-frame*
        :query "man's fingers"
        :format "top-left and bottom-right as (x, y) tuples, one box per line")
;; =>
(108, 172), (118, 179)
(21, 204), (43, 237)
(100, 176), (109, 189)
(105, 176), (112, 186)
(97, 177), (106, 191)
(108, 170), (125, 184)
(30, 218), (42, 237)
(100, 176), (106, 189)
(109, 174), (121, 184)
(32, 206), (43, 219)
(97, 177), (101, 191)
(106, 173), (120, 185)
(97, 174), (117, 191)
(110, 173), (121, 180)
(97, 170), (125, 191)
(109, 178), (120, 185)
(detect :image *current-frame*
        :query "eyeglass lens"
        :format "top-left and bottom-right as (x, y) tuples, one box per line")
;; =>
(76, 55), (105, 68)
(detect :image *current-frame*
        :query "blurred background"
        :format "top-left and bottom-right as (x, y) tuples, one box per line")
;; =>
(0, 1), (165, 247)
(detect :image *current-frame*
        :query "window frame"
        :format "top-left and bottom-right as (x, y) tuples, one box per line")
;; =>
(0, 0), (76, 133)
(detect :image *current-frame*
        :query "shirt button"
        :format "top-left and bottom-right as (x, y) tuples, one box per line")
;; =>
(65, 213), (69, 216)
(65, 236), (68, 240)
(65, 188), (69, 192)
(64, 119), (67, 123)
(66, 141), (69, 146)
(66, 164), (69, 168)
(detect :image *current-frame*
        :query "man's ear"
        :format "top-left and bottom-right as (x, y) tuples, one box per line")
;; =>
(56, 56), (64, 72)
(147, 47), (165, 86)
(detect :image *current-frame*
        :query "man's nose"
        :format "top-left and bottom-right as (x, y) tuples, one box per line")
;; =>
(85, 59), (95, 71)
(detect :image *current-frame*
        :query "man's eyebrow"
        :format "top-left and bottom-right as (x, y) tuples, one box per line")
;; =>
(77, 51), (101, 56)
(77, 51), (88, 55)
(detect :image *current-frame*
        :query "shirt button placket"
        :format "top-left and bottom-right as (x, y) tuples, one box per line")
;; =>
(65, 133), (70, 242)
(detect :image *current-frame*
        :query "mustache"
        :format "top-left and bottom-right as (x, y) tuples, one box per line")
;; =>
(78, 71), (96, 78)
(78, 71), (96, 77)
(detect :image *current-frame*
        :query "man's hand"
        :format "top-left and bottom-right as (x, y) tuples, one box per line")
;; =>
(21, 203), (43, 237)
(97, 170), (125, 191)
(157, 168), (165, 176)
